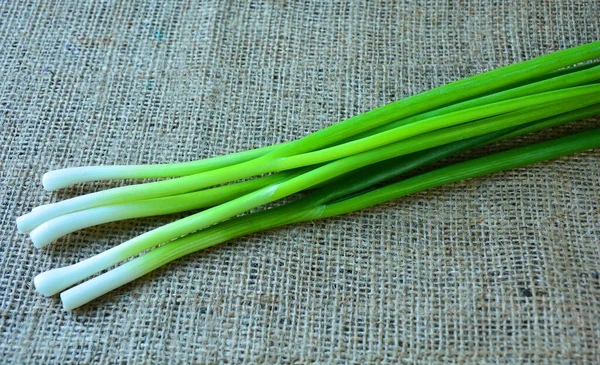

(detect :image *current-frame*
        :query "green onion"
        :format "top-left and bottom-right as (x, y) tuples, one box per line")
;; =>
(39, 40), (600, 189)
(25, 88), (599, 249)
(17, 84), (600, 235)
(19, 41), (600, 310)
(57, 129), (600, 311)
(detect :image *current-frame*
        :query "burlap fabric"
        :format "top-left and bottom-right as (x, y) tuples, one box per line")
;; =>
(1, 0), (599, 363)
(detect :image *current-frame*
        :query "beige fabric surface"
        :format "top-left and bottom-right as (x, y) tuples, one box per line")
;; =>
(1, 0), (599, 363)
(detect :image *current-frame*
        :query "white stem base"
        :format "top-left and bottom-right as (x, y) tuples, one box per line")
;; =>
(34, 249), (122, 296)
(60, 259), (145, 311)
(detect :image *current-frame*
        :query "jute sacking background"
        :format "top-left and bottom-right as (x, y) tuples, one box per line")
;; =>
(1, 1), (599, 363)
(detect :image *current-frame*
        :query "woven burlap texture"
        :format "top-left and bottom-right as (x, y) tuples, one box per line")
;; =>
(1, 0), (599, 363)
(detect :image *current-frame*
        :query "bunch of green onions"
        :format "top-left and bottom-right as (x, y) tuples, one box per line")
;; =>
(18, 41), (600, 310)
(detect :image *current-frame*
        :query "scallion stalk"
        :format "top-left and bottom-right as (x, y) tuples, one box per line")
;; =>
(19, 40), (600, 310)
(40, 41), (600, 189)
(17, 85), (600, 235)
(57, 128), (600, 310)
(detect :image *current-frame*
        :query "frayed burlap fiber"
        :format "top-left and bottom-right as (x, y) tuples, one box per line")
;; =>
(1, 1), (599, 363)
